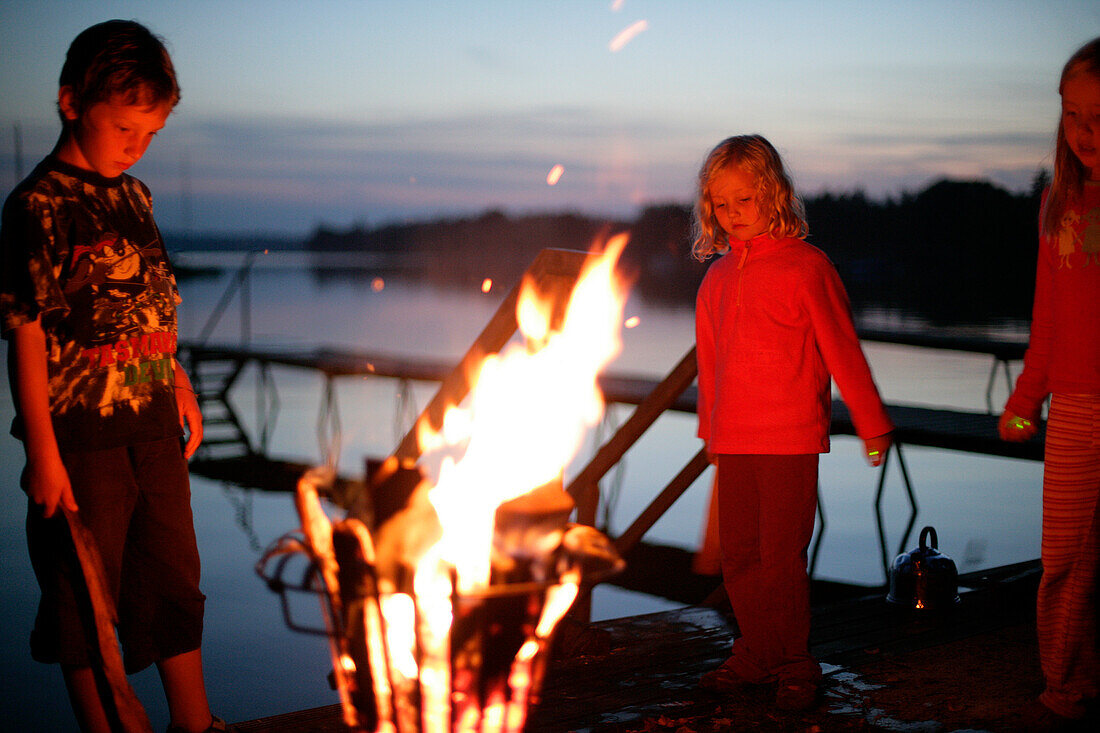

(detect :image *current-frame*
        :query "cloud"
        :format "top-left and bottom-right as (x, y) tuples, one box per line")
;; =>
(2, 107), (1055, 235)
(785, 128), (1053, 196)
(133, 108), (710, 232)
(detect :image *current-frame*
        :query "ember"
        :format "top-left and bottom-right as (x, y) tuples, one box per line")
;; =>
(545, 164), (564, 186)
(609, 20), (648, 52)
(259, 241), (630, 731)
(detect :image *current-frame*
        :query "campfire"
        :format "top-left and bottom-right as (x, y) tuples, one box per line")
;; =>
(259, 238), (630, 731)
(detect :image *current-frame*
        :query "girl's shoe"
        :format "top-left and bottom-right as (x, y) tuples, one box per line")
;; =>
(1016, 699), (1085, 732)
(775, 680), (818, 711)
(699, 657), (764, 693)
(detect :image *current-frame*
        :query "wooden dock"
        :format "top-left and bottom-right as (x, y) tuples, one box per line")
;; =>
(182, 339), (1045, 604)
(232, 560), (1044, 732)
(182, 341), (1046, 473)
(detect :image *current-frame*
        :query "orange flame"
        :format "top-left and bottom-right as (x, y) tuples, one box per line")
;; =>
(358, 239), (630, 731)
(481, 278), (493, 293)
(546, 164), (565, 186)
(416, 235), (629, 592)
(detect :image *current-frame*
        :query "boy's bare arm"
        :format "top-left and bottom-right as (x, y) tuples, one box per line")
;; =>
(173, 359), (203, 458)
(9, 318), (77, 517)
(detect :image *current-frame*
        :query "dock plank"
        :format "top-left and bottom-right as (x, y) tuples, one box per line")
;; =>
(232, 562), (1041, 732)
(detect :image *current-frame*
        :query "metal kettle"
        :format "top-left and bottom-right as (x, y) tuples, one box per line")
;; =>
(886, 526), (960, 610)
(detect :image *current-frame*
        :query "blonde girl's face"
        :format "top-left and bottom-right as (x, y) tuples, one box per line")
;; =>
(710, 165), (770, 243)
(1062, 71), (1100, 180)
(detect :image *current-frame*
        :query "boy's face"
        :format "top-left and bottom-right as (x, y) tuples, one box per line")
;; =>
(57, 88), (171, 178)
(710, 165), (769, 243)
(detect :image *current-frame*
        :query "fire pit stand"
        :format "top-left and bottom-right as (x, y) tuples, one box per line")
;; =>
(257, 468), (622, 732)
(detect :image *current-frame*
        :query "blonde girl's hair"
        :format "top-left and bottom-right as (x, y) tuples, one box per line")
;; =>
(1042, 36), (1100, 237)
(691, 134), (808, 261)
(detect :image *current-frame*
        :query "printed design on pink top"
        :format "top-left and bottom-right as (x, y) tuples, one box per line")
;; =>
(1053, 206), (1100, 269)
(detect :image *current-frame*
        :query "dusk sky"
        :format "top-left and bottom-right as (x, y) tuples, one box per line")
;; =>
(2, 0), (1098, 236)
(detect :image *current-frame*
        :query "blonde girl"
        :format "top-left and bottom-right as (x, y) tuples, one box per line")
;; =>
(1000, 36), (1100, 727)
(693, 135), (892, 711)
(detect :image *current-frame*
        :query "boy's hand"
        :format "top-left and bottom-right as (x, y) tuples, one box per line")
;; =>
(175, 386), (204, 459)
(998, 410), (1037, 442)
(863, 433), (892, 467)
(24, 452), (78, 518)
(173, 361), (204, 458)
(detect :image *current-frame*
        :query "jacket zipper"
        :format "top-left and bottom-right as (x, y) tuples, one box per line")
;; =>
(736, 242), (750, 307)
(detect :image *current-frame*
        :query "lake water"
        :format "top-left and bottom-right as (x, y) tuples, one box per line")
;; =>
(0, 251), (1043, 729)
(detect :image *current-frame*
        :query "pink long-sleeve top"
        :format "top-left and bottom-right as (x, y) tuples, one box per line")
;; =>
(1006, 184), (1100, 421)
(695, 234), (893, 454)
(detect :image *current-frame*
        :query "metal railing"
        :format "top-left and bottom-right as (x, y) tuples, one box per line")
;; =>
(184, 248), (934, 620)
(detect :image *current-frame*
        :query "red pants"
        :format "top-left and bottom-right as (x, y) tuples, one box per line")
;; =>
(1037, 394), (1100, 719)
(715, 454), (821, 684)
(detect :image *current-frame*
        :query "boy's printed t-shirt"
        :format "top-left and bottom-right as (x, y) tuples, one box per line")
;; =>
(0, 156), (183, 452)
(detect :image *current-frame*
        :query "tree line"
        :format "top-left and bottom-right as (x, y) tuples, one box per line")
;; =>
(305, 174), (1048, 327)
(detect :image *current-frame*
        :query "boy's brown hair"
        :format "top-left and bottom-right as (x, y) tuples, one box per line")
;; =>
(58, 19), (180, 125)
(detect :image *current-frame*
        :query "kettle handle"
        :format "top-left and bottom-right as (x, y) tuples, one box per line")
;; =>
(919, 526), (938, 550)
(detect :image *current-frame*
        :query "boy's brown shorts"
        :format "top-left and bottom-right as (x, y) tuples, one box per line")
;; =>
(25, 436), (205, 673)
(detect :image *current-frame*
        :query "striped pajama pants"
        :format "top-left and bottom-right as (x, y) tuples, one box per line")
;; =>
(1038, 393), (1100, 719)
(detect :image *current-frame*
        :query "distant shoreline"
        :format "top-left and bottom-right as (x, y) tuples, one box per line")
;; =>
(166, 175), (1044, 327)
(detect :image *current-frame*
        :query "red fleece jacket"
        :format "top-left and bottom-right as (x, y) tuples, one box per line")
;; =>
(695, 235), (893, 454)
(1006, 183), (1100, 421)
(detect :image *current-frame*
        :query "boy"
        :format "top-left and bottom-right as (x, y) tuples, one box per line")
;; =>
(1, 20), (226, 733)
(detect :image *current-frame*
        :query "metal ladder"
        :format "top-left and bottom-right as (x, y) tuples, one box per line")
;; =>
(188, 350), (255, 460)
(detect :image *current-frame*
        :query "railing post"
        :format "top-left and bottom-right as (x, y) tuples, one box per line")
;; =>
(196, 249), (258, 348)
(612, 448), (710, 556)
(566, 347), (698, 528)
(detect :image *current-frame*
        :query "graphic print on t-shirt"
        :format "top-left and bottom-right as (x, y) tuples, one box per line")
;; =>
(55, 228), (178, 418)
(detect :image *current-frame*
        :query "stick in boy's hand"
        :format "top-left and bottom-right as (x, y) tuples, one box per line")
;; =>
(62, 505), (154, 733)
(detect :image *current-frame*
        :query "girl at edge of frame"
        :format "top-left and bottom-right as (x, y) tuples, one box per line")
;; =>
(999, 36), (1100, 728)
(692, 134), (893, 712)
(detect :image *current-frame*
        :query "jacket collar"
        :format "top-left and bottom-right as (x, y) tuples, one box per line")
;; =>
(726, 233), (794, 257)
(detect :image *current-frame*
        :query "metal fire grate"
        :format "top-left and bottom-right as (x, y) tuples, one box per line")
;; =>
(257, 467), (622, 732)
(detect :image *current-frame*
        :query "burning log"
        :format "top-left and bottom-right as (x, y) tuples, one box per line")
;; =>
(491, 481), (575, 584)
